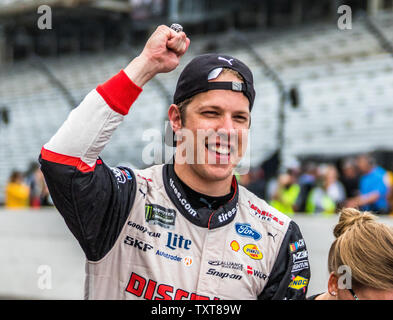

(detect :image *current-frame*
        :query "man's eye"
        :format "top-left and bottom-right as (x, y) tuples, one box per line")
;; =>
(202, 111), (219, 116)
(234, 115), (248, 121)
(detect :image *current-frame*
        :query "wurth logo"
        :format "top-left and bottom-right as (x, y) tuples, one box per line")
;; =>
(247, 266), (253, 275)
(246, 265), (268, 280)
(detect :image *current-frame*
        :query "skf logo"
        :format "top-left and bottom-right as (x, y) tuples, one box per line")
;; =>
(124, 236), (153, 252)
(243, 244), (263, 260)
(288, 276), (309, 290)
(230, 240), (240, 252)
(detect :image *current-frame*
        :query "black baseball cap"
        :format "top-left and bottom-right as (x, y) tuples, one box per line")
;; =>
(173, 53), (256, 109)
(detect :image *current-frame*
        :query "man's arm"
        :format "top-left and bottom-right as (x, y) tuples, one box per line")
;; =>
(39, 25), (190, 261)
(258, 221), (311, 300)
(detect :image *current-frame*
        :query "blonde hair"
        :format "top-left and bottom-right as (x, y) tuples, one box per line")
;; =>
(328, 208), (393, 290)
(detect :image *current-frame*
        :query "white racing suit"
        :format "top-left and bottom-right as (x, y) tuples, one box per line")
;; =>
(39, 70), (311, 300)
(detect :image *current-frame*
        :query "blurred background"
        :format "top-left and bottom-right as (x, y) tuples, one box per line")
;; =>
(1, 0), (393, 299)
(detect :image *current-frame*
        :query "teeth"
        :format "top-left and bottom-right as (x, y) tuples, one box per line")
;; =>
(208, 144), (230, 155)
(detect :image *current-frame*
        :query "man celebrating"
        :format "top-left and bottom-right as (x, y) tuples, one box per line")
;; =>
(39, 25), (310, 300)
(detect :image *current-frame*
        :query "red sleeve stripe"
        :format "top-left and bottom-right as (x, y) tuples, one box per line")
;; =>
(96, 70), (143, 116)
(40, 147), (96, 173)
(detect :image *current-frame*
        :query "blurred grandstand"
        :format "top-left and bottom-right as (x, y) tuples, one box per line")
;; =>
(2, 0), (393, 204)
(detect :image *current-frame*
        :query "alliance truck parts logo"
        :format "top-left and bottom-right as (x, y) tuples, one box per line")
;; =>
(145, 204), (176, 229)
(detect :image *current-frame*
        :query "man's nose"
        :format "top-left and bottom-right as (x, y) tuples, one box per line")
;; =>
(215, 115), (236, 144)
(218, 114), (235, 132)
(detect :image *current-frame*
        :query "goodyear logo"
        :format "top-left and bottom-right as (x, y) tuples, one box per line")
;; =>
(288, 276), (309, 290)
(243, 244), (263, 260)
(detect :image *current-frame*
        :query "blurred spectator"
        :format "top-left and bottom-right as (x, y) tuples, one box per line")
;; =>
(5, 170), (30, 209)
(270, 169), (300, 216)
(340, 158), (360, 199)
(295, 162), (318, 212)
(25, 162), (50, 208)
(241, 167), (266, 199)
(346, 154), (389, 214)
(385, 167), (393, 215)
(306, 164), (345, 215)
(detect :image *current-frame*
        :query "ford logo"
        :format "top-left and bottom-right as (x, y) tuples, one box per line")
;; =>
(235, 223), (261, 241)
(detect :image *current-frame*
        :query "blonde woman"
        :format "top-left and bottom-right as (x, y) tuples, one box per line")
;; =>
(308, 208), (393, 300)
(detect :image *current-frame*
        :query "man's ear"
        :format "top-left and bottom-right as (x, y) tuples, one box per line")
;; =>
(328, 272), (339, 297)
(168, 104), (182, 133)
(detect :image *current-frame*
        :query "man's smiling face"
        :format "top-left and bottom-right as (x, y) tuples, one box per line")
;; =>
(173, 70), (250, 182)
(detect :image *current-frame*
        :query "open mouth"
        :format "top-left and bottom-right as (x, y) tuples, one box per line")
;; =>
(206, 143), (231, 156)
(204, 139), (236, 164)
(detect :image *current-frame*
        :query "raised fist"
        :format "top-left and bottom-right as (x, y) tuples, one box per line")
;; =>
(142, 25), (190, 74)
(124, 25), (190, 87)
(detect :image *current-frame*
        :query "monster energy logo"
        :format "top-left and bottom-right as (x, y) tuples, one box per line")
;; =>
(145, 204), (176, 229)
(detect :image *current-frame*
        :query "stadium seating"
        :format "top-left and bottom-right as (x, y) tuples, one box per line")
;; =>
(2, 10), (393, 203)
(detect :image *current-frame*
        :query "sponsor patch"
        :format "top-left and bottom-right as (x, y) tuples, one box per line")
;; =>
(145, 204), (176, 230)
(169, 178), (197, 217)
(208, 260), (243, 271)
(156, 249), (182, 262)
(183, 256), (193, 267)
(291, 260), (309, 273)
(166, 232), (192, 250)
(289, 239), (305, 252)
(246, 265), (268, 280)
(127, 221), (161, 238)
(206, 268), (242, 280)
(292, 250), (308, 263)
(243, 244), (263, 260)
(248, 201), (285, 226)
(111, 167), (127, 184)
(217, 204), (238, 223)
(235, 223), (261, 241)
(124, 236), (153, 252)
(230, 240), (240, 252)
(288, 276), (309, 290)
